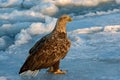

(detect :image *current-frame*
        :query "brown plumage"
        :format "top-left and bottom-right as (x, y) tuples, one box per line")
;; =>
(19, 15), (72, 75)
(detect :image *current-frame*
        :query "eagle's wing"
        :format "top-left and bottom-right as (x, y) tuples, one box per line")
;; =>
(19, 34), (50, 73)
(19, 41), (70, 74)
(29, 35), (48, 54)
(19, 33), (71, 74)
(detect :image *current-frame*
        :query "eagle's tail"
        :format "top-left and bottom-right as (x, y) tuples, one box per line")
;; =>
(19, 70), (39, 77)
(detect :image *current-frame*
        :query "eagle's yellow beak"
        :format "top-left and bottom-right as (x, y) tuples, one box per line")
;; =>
(68, 17), (72, 22)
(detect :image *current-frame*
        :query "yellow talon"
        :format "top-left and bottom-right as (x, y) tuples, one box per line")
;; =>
(54, 69), (66, 74)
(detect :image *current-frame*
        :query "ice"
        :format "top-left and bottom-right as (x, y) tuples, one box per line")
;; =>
(0, 76), (7, 80)
(73, 9), (120, 19)
(0, 10), (45, 24)
(115, 0), (120, 4)
(0, 0), (120, 80)
(0, 0), (22, 7)
(0, 23), (31, 36)
(21, 0), (114, 8)
(0, 38), (6, 50)
(0, 0), (119, 9)
(51, 0), (112, 6)
(15, 29), (32, 45)
(69, 25), (120, 35)
(14, 16), (56, 46)
(0, 51), (9, 61)
(0, 36), (13, 50)
(104, 25), (120, 32)
(70, 27), (103, 34)
(31, 2), (59, 16)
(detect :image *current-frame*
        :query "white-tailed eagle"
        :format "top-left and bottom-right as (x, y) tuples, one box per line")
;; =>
(19, 15), (72, 76)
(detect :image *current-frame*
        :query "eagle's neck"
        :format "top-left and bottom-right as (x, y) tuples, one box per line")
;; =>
(53, 19), (67, 33)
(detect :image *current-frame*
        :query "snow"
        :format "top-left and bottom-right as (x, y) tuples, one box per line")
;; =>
(0, 0), (120, 80)
(0, 36), (13, 50)
(0, 0), (119, 9)
(69, 25), (120, 34)
(31, 2), (59, 16)
(104, 25), (120, 32)
(73, 9), (120, 19)
(0, 0), (22, 7)
(0, 76), (7, 80)
(116, 0), (120, 4)
(53, 0), (111, 6)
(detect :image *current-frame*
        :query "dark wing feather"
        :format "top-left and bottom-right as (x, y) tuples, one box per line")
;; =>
(29, 35), (48, 54)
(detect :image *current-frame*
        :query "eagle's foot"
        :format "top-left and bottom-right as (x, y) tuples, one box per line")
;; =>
(53, 69), (66, 74)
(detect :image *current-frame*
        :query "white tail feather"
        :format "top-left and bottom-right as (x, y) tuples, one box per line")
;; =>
(20, 70), (39, 77)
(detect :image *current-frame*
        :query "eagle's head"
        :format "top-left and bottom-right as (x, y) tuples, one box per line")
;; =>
(53, 15), (72, 33)
(59, 15), (72, 22)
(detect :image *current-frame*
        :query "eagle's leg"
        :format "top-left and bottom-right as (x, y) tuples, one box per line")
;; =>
(52, 61), (66, 74)
(47, 67), (54, 72)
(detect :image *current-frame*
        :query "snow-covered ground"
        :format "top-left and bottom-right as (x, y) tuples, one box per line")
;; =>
(0, 0), (120, 80)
